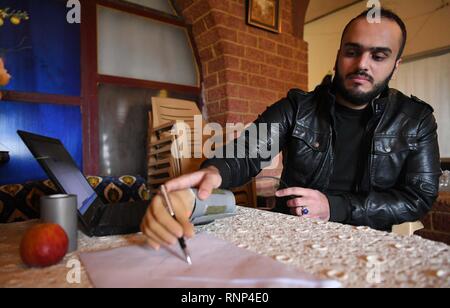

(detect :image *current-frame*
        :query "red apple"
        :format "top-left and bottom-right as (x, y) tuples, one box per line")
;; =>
(20, 223), (69, 268)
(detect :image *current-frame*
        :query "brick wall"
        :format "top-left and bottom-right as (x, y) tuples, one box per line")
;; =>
(416, 192), (450, 245)
(174, 0), (308, 126)
(173, 0), (309, 178)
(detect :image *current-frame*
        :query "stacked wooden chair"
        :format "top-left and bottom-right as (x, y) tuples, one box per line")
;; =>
(147, 97), (207, 194)
(147, 97), (257, 208)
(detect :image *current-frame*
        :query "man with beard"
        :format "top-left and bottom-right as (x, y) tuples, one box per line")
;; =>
(141, 8), (441, 249)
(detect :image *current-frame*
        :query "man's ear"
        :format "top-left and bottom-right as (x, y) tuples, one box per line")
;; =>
(333, 49), (340, 71)
(391, 58), (402, 80)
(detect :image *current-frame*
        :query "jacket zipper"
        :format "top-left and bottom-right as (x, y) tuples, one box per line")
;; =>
(367, 101), (390, 190)
(314, 126), (333, 190)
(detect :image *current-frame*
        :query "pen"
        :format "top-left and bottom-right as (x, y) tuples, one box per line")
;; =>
(160, 185), (192, 265)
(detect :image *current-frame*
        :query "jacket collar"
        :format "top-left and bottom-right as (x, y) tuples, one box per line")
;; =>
(371, 87), (390, 117)
(321, 83), (391, 119)
(293, 84), (394, 136)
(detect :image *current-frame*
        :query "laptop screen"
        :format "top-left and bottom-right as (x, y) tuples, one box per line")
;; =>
(18, 131), (97, 215)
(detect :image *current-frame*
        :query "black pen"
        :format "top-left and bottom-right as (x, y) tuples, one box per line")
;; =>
(160, 185), (192, 265)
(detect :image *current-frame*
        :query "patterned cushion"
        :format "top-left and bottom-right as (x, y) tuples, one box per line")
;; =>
(0, 180), (58, 223)
(86, 175), (150, 205)
(0, 175), (150, 223)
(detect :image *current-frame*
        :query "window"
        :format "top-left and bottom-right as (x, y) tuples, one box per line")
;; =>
(97, 6), (199, 87)
(0, 0), (80, 96)
(0, 0), (82, 184)
(124, 0), (177, 15)
(0, 101), (82, 184)
(94, 1), (201, 177)
(98, 84), (199, 177)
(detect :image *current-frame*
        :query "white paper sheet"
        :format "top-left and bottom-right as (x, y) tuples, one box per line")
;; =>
(80, 233), (340, 288)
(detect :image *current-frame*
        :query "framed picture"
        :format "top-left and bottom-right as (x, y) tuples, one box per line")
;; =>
(247, 0), (281, 33)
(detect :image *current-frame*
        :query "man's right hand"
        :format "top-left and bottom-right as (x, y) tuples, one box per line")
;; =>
(140, 166), (222, 250)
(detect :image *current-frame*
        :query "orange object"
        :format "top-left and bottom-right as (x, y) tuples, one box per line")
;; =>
(20, 223), (68, 268)
(0, 57), (11, 100)
(0, 58), (11, 86)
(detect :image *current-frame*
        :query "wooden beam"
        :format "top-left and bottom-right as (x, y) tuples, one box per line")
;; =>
(1, 91), (81, 106)
(97, 0), (185, 27)
(81, 0), (100, 175)
(98, 74), (201, 96)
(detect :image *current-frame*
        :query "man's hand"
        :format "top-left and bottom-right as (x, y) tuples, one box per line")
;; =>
(275, 187), (330, 221)
(140, 166), (222, 249)
(164, 166), (222, 201)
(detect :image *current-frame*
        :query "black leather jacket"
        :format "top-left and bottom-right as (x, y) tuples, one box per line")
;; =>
(204, 85), (441, 231)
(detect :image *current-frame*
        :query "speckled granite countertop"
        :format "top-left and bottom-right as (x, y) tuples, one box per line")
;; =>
(1, 207), (449, 288)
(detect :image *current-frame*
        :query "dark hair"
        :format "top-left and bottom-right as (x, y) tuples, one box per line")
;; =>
(341, 8), (407, 60)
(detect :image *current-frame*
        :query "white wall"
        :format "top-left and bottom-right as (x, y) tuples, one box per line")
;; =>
(305, 0), (450, 90)
(390, 52), (450, 157)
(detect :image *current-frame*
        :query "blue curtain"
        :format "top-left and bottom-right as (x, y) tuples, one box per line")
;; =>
(0, 0), (81, 96)
(0, 101), (82, 185)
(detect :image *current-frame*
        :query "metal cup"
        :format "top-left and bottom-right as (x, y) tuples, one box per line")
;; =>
(40, 194), (78, 252)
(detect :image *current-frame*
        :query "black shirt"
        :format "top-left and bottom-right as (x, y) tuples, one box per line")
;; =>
(329, 102), (371, 191)
(326, 102), (372, 221)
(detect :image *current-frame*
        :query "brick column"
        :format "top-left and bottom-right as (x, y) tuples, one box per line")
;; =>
(174, 0), (309, 179)
(174, 0), (309, 125)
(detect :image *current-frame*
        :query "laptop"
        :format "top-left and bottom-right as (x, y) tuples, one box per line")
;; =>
(18, 130), (149, 237)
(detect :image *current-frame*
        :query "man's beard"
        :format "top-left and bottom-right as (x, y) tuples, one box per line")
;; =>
(332, 67), (394, 106)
